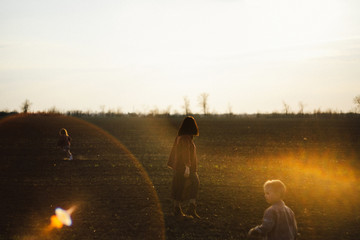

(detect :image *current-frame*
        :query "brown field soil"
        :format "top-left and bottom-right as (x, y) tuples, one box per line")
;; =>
(1, 114), (360, 240)
(0, 114), (165, 240)
(84, 116), (360, 240)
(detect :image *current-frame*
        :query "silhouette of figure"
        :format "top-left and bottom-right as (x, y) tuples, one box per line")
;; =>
(57, 128), (73, 160)
(168, 116), (200, 219)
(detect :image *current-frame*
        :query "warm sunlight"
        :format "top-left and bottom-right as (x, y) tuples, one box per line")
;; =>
(244, 151), (359, 211)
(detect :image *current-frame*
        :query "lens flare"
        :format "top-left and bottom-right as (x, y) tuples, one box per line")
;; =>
(46, 206), (76, 232)
(55, 207), (73, 227)
(50, 215), (63, 229)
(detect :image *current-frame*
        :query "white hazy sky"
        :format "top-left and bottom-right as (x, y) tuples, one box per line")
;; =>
(1, 0), (360, 114)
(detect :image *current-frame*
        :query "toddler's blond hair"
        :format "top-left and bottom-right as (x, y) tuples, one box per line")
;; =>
(264, 180), (287, 198)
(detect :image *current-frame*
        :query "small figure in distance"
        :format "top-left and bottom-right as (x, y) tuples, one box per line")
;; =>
(248, 180), (298, 240)
(168, 116), (200, 219)
(57, 128), (73, 160)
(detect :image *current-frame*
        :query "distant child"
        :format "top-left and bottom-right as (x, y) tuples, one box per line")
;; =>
(57, 128), (73, 160)
(248, 180), (298, 240)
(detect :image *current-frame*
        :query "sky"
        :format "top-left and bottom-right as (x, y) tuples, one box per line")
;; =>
(1, 0), (360, 114)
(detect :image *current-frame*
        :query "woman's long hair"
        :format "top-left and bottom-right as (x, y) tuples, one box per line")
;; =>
(178, 116), (199, 136)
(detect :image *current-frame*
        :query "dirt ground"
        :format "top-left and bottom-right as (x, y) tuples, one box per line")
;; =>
(1, 114), (360, 240)
(0, 114), (165, 240)
(85, 116), (360, 240)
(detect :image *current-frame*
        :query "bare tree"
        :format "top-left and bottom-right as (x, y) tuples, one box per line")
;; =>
(183, 96), (191, 115)
(198, 93), (209, 115)
(48, 106), (60, 114)
(282, 101), (290, 115)
(106, 108), (114, 116)
(21, 99), (32, 113)
(116, 107), (122, 115)
(148, 106), (159, 116)
(298, 101), (305, 114)
(227, 102), (233, 116)
(99, 105), (106, 115)
(354, 95), (360, 113)
(162, 105), (172, 116)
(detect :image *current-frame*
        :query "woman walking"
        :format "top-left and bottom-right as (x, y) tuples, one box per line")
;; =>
(168, 116), (200, 219)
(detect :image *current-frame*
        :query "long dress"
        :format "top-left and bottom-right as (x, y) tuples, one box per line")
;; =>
(168, 135), (199, 201)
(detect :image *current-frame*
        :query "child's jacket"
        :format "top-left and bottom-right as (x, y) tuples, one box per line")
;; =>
(57, 135), (71, 147)
(255, 200), (298, 240)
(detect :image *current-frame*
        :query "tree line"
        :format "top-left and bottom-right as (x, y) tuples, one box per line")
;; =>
(1, 94), (359, 118)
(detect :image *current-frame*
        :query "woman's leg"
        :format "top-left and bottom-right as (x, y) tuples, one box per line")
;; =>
(171, 172), (185, 201)
(188, 172), (200, 218)
(171, 172), (186, 217)
(189, 172), (200, 200)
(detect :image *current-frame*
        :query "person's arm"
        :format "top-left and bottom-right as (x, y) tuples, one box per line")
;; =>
(167, 138), (178, 169)
(184, 166), (190, 178)
(248, 208), (275, 237)
(291, 209), (299, 239)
